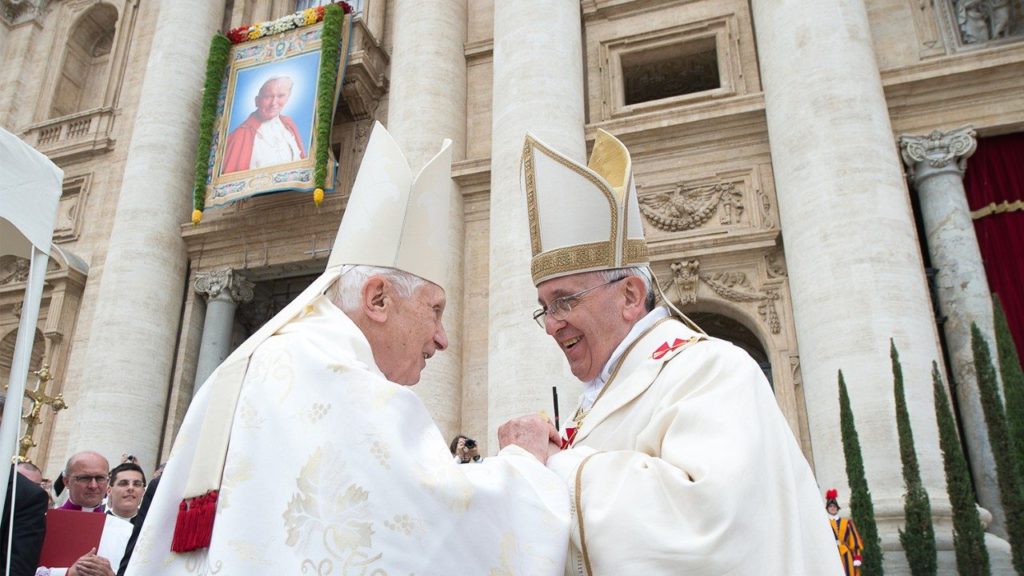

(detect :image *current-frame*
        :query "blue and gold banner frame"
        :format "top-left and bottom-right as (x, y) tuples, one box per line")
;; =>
(193, 6), (352, 221)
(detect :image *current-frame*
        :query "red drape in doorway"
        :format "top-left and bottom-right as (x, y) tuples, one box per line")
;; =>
(963, 132), (1024, 362)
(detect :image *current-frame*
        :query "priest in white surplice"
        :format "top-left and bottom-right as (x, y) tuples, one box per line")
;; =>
(506, 130), (845, 575)
(125, 123), (568, 575)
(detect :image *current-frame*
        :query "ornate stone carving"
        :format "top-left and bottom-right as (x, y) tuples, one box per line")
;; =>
(1, 0), (43, 23)
(639, 182), (742, 231)
(757, 186), (776, 230)
(789, 355), (801, 385)
(703, 271), (769, 302)
(669, 260), (700, 305)
(766, 252), (787, 279)
(193, 269), (255, 304)
(670, 259), (782, 334)
(953, 0), (1022, 44)
(899, 126), (978, 182)
(0, 256), (30, 285)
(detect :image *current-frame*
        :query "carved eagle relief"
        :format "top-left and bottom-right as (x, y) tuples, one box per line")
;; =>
(639, 182), (741, 231)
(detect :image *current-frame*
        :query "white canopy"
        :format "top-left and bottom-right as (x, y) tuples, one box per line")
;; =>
(0, 128), (62, 559)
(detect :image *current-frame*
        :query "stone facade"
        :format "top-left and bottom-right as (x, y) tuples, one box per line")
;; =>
(2, 0), (1023, 572)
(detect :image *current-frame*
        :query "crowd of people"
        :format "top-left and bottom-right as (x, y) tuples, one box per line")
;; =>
(2, 452), (165, 575)
(2, 124), (854, 575)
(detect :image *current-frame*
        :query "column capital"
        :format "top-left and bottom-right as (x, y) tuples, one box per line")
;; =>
(194, 269), (255, 304)
(899, 126), (977, 183)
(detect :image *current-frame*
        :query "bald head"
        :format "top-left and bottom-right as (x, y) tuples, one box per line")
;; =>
(17, 461), (42, 485)
(65, 451), (110, 508)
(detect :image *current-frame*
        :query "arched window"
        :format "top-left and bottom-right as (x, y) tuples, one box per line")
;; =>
(50, 3), (118, 119)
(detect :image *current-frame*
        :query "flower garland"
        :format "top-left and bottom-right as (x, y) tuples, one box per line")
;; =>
(192, 2), (351, 224)
(226, 2), (351, 45)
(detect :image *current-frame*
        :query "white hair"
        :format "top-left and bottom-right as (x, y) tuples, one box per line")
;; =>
(259, 75), (294, 94)
(329, 265), (427, 313)
(596, 266), (656, 311)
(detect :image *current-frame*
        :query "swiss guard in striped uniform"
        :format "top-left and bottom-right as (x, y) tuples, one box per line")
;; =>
(826, 488), (865, 576)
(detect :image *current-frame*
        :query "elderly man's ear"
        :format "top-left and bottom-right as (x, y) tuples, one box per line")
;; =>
(621, 276), (647, 319)
(361, 276), (391, 323)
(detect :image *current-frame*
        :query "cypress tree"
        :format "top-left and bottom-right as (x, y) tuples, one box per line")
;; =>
(839, 369), (884, 575)
(891, 340), (936, 574)
(932, 362), (990, 575)
(993, 296), (1024, 484)
(971, 322), (1024, 572)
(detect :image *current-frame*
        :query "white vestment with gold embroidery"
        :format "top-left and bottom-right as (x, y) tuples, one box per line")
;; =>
(126, 296), (569, 575)
(547, 315), (845, 576)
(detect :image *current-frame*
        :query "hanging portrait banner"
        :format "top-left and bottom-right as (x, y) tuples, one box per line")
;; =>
(192, 4), (352, 219)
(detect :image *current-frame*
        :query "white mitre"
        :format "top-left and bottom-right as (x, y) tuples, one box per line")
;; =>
(522, 129), (649, 286)
(171, 121), (454, 551)
(329, 121), (453, 291)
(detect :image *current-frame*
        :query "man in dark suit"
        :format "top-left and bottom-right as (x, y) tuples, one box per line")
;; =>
(1, 466), (48, 576)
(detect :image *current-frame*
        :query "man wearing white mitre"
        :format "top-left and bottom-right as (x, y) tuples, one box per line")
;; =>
(500, 130), (844, 575)
(125, 122), (568, 575)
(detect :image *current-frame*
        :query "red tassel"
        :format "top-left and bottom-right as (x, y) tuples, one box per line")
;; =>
(171, 491), (219, 552)
(171, 500), (189, 552)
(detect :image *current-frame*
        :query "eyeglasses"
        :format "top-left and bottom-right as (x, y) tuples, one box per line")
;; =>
(72, 475), (109, 486)
(532, 277), (626, 328)
(114, 479), (146, 488)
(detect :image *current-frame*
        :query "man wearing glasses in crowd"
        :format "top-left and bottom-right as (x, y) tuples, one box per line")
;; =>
(38, 451), (133, 576)
(58, 451), (110, 513)
(106, 462), (146, 521)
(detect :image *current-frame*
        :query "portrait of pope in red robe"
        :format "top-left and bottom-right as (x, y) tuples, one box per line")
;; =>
(222, 75), (308, 174)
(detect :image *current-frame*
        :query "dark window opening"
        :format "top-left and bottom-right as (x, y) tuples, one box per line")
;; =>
(621, 37), (720, 106)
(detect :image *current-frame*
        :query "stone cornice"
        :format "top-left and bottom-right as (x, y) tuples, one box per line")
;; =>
(589, 92), (764, 138)
(880, 42), (1024, 88)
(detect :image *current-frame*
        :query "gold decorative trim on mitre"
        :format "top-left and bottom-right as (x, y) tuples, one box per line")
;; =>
(522, 129), (650, 286)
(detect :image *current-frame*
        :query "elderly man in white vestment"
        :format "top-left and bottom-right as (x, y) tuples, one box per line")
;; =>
(503, 130), (845, 575)
(124, 123), (569, 575)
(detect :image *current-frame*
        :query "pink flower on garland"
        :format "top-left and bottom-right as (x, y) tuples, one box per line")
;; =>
(224, 2), (351, 45)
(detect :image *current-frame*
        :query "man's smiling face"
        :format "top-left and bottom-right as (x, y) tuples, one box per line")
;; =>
(536, 272), (636, 382)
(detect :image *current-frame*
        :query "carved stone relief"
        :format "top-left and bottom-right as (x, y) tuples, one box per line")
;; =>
(640, 182), (743, 231)
(670, 257), (783, 334)
(1, 0), (45, 24)
(0, 256), (59, 285)
(0, 257), (31, 285)
(899, 126), (977, 181)
(951, 0), (1024, 45)
(193, 269), (255, 304)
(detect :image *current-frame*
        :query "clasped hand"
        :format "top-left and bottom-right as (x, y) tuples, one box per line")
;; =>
(497, 414), (563, 464)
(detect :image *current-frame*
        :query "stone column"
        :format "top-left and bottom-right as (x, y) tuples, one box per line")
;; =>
(192, 269), (255, 390)
(386, 0), (467, 442)
(67, 0), (224, 467)
(488, 1), (586, 442)
(900, 126), (1006, 536)
(751, 0), (950, 544)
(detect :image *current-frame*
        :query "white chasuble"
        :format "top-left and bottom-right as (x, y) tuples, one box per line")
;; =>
(126, 296), (569, 575)
(547, 315), (845, 576)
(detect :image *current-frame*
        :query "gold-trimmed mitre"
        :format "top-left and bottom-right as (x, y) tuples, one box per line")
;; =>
(329, 121), (454, 292)
(523, 129), (649, 286)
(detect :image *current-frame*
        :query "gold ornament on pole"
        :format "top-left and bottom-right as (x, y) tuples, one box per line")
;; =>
(11, 364), (67, 462)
